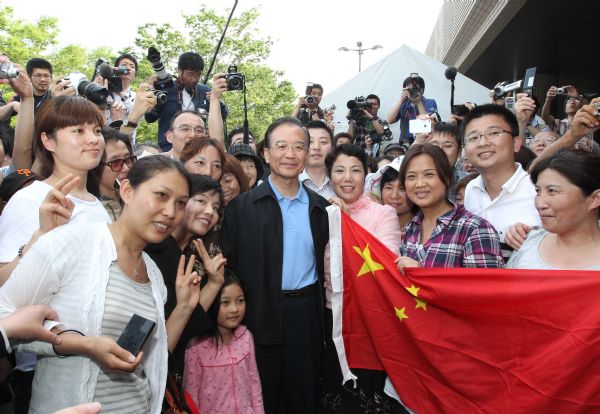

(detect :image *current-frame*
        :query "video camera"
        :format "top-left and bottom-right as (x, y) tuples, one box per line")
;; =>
(93, 58), (130, 93)
(147, 47), (174, 98)
(347, 96), (372, 121)
(220, 65), (244, 91)
(64, 72), (109, 106)
(492, 67), (537, 100)
(0, 61), (18, 80)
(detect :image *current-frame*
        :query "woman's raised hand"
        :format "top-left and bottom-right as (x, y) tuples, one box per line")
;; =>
(39, 174), (80, 235)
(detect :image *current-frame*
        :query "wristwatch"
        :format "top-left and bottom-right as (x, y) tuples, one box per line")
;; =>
(122, 118), (138, 128)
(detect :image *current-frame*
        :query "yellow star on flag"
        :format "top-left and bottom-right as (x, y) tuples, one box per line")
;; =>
(353, 244), (384, 277)
(415, 298), (428, 311)
(405, 284), (420, 297)
(395, 306), (408, 322)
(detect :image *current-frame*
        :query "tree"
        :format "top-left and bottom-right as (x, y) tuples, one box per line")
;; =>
(0, 3), (59, 64)
(133, 6), (296, 143)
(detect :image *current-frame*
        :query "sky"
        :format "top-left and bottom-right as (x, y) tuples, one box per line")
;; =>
(3, 0), (444, 95)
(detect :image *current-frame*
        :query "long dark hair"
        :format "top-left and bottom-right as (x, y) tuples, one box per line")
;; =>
(205, 272), (245, 348)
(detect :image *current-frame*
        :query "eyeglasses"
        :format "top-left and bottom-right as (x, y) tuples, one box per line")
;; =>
(31, 74), (51, 79)
(531, 137), (556, 144)
(174, 125), (206, 136)
(430, 142), (457, 149)
(464, 128), (512, 145)
(270, 141), (307, 153)
(101, 156), (136, 172)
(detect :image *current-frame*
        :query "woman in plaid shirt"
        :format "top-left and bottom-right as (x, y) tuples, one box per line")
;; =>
(396, 144), (504, 270)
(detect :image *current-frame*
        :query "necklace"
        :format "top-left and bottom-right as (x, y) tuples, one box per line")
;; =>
(133, 254), (144, 278)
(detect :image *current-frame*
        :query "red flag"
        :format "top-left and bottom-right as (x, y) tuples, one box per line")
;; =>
(327, 206), (600, 414)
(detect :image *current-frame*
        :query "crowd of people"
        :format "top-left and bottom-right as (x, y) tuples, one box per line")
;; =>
(0, 48), (599, 414)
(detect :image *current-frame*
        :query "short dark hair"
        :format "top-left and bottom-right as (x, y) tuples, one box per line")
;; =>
(306, 120), (334, 145)
(190, 173), (225, 218)
(433, 122), (462, 150)
(127, 155), (191, 196)
(366, 94), (380, 106)
(115, 53), (138, 73)
(333, 132), (353, 147)
(169, 110), (204, 131)
(325, 143), (368, 177)
(227, 127), (256, 147)
(263, 117), (308, 148)
(35, 96), (105, 172)
(26, 58), (52, 76)
(380, 165), (401, 194)
(223, 154), (249, 194)
(461, 103), (519, 140)
(399, 144), (454, 205)
(310, 83), (323, 94)
(530, 150), (600, 198)
(178, 52), (204, 72)
(0, 126), (14, 159)
(87, 127), (134, 197)
(403, 75), (425, 92)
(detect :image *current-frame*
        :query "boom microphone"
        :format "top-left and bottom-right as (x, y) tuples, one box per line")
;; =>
(445, 66), (458, 81)
(98, 63), (113, 79)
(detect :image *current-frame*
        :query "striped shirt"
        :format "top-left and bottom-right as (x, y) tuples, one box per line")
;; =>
(400, 203), (504, 268)
(93, 262), (156, 413)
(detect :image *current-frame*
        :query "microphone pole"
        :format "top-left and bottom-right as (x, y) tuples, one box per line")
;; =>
(445, 66), (458, 112)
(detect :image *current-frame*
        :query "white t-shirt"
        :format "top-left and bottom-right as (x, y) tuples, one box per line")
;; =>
(0, 180), (110, 372)
(0, 180), (111, 262)
(464, 163), (540, 243)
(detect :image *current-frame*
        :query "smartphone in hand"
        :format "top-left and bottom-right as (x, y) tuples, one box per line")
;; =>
(117, 314), (156, 356)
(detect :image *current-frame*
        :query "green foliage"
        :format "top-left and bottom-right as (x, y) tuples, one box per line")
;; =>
(132, 6), (296, 141)
(0, 2), (295, 143)
(0, 3), (58, 64)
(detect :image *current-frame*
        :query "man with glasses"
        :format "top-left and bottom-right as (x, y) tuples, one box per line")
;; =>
(541, 85), (583, 136)
(222, 117), (329, 414)
(162, 110), (207, 159)
(462, 104), (540, 260)
(529, 131), (559, 157)
(145, 51), (228, 152)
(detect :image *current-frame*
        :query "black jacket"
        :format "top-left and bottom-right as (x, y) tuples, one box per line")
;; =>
(221, 180), (329, 345)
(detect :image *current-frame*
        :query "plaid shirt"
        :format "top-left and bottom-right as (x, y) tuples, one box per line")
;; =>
(400, 203), (504, 268)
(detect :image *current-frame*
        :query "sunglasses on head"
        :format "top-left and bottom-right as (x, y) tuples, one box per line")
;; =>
(101, 155), (137, 172)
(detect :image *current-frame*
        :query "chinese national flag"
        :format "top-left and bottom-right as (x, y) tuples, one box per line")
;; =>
(326, 206), (600, 414)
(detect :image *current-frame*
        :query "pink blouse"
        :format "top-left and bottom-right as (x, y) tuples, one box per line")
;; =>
(324, 195), (402, 308)
(183, 325), (264, 414)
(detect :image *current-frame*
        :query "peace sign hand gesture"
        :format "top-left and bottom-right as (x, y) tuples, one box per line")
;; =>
(193, 239), (226, 286)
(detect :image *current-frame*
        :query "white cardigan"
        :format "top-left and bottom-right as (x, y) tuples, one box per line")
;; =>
(0, 222), (168, 414)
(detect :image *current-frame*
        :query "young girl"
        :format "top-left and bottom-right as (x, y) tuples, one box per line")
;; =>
(184, 275), (264, 414)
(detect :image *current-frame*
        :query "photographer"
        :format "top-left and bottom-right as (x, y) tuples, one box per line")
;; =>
(386, 74), (438, 144)
(293, 83), (328, 126)
(347, 94), (389, 153)
(541, 85), (582, 135)
(95, 54), (138, 128)
(145, 51), (228, 152)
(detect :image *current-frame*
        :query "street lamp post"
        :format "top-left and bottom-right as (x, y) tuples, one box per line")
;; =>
(338, 41), (382, 72)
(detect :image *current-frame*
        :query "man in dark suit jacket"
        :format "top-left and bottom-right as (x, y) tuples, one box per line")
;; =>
(222, 117), (329, 414)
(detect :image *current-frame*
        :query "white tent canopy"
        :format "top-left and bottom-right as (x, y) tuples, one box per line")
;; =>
(321, 44), (492, 142)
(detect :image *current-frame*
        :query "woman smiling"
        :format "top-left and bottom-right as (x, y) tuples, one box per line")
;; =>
(396, 144), (503, 270)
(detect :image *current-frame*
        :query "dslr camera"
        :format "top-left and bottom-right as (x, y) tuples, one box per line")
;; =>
(304, 82), (318, 106)
(64, 72), (109, 106)
(147, 47), (175, 92)
(0, 61), (18, 80)
(346, 96), (372, 121)
(94, 58), (130, 93)
(146, 88), (168, 105)
(220, 65), (244, 91)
